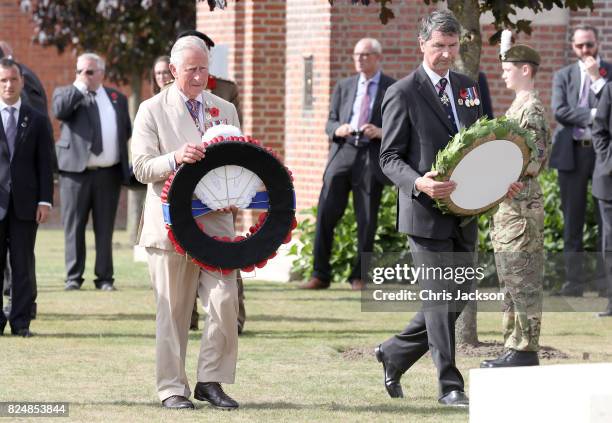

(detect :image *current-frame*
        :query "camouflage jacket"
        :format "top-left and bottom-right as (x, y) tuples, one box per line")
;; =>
(506, 90), (551, 178)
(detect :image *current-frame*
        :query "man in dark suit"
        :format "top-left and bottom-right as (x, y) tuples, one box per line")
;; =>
(591, 83), (612, 317)
(0, 58), (54, 337)
(53, 53), (131, 291)
(550, 25), (611, 296)
(300, 38), (395, 291)
(1, 41), (51, 319)
(373, 11), (519, 407)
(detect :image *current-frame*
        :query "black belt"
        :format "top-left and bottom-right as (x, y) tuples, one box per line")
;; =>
(86, 163), (120, 171)
(574, 139), (592, 147)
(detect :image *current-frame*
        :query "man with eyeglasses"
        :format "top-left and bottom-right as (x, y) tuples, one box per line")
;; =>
(550, 25), (612, 297)
(300, 38), (395, 291)
(52, 53), (131, 292)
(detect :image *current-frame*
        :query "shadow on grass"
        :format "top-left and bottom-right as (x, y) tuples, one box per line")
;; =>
(236, 329), (394, 339)
(242, 401), (467, 415)
(40, 313), (155, 321)
(34, 332), (155, 339)
(247, 314), (350, 323)
(72, 400), (467, 416)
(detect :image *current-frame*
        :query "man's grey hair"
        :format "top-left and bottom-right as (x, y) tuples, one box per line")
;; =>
(170, 36), (210, 67)
(419, 10), (461, 42)
(77, 52), (105, 71)
(356, 38), (382, 54)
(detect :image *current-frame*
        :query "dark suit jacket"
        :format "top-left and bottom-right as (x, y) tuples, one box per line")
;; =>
(592, 83), (612, 200)
(0, 103), (54, 221)
(550, 60), (612, 171)
(325, 72), (396, 185)
(211, 76), (242, 125)
(20, 64), (48, 117)
(380, 65), (482, 240)
(52, 85), (131, 182)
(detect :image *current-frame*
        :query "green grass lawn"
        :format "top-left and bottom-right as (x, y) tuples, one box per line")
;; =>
(1, 229), (611, 422)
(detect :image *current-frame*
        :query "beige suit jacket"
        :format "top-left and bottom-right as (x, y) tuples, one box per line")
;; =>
(131, 83), (240, 250)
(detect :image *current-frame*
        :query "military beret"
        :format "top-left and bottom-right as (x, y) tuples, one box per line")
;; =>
(500, 44), (540, 66)
(177, 30), (215, 49)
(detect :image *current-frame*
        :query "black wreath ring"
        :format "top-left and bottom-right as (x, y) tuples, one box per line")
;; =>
(161, 136), (296, 273)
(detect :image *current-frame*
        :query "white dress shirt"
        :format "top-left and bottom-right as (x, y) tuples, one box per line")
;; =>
(73, 82), (119, 168)
(349, 70), (381, 142)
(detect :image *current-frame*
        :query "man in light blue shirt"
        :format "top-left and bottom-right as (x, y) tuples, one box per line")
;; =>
(300, 38), (395, 291)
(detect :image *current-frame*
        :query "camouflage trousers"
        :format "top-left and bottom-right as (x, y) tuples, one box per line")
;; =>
(490, 184), (544, 352)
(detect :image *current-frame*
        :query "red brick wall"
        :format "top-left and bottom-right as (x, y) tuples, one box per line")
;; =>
(284, 0), (333, 212)
(0, 0), (135, 228)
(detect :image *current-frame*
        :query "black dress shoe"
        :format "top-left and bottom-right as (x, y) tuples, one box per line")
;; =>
(0, 320), (5, 336)
(12, 328), (34, 338)
(598, 308), (612, 317)
(64, 281), (81, 291)
(438, 390), (469, 407)
(161, 395), (194, 409)
(194, 382), (238, 410)
(480, 350), (538, 368)
(374, 345), (404, 398)
(98, 283), (116, 292)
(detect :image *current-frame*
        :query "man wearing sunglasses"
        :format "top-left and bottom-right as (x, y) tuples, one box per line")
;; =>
(550, 25), (612, 297)
(52, 53), (131, 292)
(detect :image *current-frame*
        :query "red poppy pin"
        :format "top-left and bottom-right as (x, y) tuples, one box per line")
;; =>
(207, 75), (217, 90)
(600, 67), (608, 78)
(209, 107), (220, 118)
(110, 92), (118, 103)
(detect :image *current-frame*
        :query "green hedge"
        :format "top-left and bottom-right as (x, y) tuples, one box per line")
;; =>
(290, 169), (600, 283)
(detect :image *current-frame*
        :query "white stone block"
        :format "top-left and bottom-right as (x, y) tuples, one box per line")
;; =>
(470, 363), (612, 423)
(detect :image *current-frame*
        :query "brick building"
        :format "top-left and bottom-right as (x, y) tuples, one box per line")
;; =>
(196, 0), (612, 212)
(2, 0), (612, 223)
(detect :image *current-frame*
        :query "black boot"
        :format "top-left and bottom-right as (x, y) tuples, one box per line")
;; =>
(480, 350), (539, 368)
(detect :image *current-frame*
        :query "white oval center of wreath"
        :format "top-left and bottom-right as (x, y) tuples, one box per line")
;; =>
(194, 166), (263, 210)
(449, 139), (523, 210)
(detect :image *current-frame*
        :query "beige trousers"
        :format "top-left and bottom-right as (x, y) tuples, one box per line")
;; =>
(146, 213), (238, 401)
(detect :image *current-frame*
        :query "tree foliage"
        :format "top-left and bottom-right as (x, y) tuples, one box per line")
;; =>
(19, 0), (202, 85)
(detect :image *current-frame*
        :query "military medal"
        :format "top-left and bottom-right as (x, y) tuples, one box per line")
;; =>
(474, 98), (481, 106)
(441, 93), (450, 106)
(459, 88), (469, 107)
(206, 113), (212, 120)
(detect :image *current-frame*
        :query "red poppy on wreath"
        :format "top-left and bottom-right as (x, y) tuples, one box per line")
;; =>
(600, 67), (608, 78)
(207, 74), (217, 90)
(208, 107), (220, 118)
(110, 92), (118, 103)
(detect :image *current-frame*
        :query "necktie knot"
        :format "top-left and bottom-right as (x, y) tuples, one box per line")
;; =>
(437, 78), (448, 94)
(7, 106), (15, 118)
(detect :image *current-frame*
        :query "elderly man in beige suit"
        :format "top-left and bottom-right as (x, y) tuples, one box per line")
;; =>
(131, 36), (241, 410)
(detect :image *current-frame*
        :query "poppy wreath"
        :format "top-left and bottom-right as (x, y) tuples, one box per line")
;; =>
(161, 136), (296, 274)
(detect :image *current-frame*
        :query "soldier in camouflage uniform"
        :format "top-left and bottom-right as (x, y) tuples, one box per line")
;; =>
(481, 44), (551, 368)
